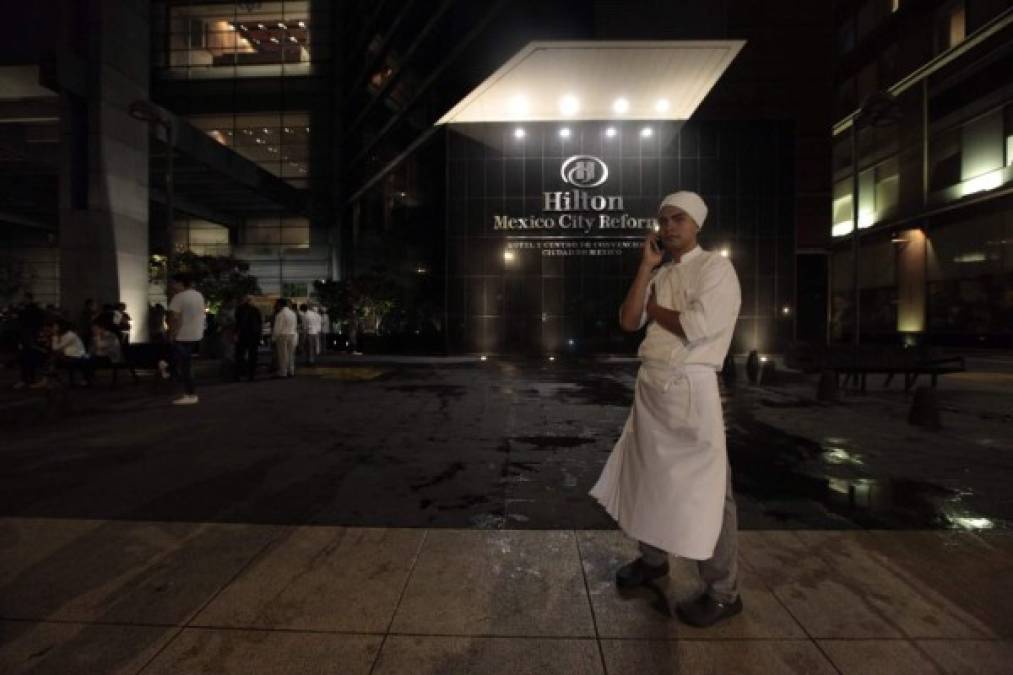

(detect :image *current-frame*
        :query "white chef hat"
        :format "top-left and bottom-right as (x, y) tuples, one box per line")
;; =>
(658, 191), (708, 229)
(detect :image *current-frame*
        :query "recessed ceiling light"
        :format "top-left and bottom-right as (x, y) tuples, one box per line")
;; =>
(655, 98), (670, 113)
(513, 127), (526, 139)
(612, 97), (630, 114)
(605, 127), (617, 138)
(559, 127), (571, 138)
(508, 94), (529, 116)
(257, 23), (265, 29)
(640, 127), (653, 138)
(269, 37), (280, 43)
(559, 95), (579, 116)
(277, 22), (287, 29)
(298, 21), (306, 28)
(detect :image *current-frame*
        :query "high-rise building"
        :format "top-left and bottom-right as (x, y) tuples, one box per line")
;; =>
(1, 1), (833, 353)
(830, 0), (1012, 347)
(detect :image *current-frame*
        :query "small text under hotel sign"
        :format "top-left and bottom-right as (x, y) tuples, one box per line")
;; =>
(507, 240), (642, 257)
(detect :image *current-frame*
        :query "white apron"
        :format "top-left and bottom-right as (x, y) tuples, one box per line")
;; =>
(590, 361), (727, 560)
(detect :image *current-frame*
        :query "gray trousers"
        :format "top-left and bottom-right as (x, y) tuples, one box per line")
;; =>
(639, 465), (740, 603)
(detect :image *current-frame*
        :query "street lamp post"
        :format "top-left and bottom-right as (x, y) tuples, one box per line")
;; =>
(128, 100), (176, 279)
(848, 91), (901, 345)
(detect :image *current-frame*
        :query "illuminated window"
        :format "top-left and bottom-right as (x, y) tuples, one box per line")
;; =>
(874, 157), (899, 216)
(189, 112), (310, 189)
(831, 179), (854, 237)
(929, 127), (961, 192)
(936, 1), (965, 53)
(160, 1), (313, 80)
(1006, 105), (1013, 166)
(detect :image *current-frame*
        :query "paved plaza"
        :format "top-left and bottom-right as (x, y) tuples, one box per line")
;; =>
(1, 354), (1011, 673)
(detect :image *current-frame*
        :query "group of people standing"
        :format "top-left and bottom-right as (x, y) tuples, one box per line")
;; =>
(268, 300), (328, 378)
(222, 295), (331, 383)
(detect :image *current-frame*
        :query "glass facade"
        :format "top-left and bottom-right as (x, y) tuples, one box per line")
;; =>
(189, 112), (310, 188)
(154, 1), (314, 79)
(148, 0), (334, 295)
(445, 120), (795, 355)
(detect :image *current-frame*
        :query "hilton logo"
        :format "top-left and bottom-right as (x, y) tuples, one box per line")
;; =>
(560, 155), (609, 188)
(492, 153), (654, 234)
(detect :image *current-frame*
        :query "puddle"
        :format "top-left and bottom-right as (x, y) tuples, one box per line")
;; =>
(727, 398), (999, 529)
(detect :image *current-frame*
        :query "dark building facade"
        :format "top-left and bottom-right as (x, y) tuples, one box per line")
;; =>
(2, 0), (834, 354)
(830, 0), (1013, 346)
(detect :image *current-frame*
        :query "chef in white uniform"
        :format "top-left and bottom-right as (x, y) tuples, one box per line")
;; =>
(590, 191), (743, 628)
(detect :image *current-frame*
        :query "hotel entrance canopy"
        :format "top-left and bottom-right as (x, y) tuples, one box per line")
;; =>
(437, 40), (745, 125)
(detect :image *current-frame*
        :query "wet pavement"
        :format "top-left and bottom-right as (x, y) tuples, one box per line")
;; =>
(0, 355), (1010, 532)
(2, 354), (1013, 674)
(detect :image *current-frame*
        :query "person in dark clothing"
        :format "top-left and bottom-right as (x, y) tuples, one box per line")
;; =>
(79, 299), (98, 349)
(149, 303), (168, 342)
(233, 295), (263, 382)
(14, 294), (47, 389)
(114, 302), (132, 344)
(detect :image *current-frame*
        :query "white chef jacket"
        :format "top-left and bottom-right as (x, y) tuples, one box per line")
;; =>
(638, 245), (741, 369)
(591, 245), (741, 560)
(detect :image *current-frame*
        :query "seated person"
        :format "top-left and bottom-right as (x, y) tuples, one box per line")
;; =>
(90, 322), (123, 364)
(50, 320), (92, 386)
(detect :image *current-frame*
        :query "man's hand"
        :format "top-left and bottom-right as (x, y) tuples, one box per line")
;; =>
(641, 232), (663, 270)
(619, 234), (663, 332)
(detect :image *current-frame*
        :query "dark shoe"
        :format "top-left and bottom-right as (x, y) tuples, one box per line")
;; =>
(616, 557), (669, 588)
(676, 594), (743, 628)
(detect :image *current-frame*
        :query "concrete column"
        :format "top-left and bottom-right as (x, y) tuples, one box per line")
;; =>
(896, 228), (926, 334)
(59, 0), (150, 340)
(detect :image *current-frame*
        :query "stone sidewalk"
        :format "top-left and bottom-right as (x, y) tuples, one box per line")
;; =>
(1, 521), (1011, 674)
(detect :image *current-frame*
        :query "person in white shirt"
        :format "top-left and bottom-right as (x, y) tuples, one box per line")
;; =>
(272, 298), (298, 377)
(90, 323), (123, 363)
(300, 303), (322, 365)
(167, 273), (206, 405)
(50, 320), (92, 386)
(590, 191), (743, 629)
